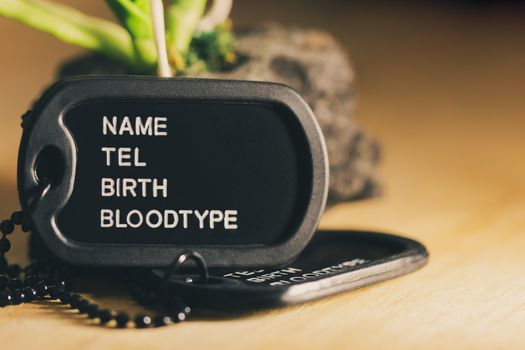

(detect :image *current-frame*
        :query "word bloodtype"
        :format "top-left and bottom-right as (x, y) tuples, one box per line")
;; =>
(100, 209), (238, 229)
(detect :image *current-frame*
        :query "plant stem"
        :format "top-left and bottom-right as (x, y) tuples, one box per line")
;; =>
(150, 0), (172, 77)
(0, 0), (140, 69)
(198, 0), (233, 32)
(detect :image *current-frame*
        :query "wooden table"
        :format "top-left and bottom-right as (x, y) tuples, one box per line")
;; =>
(1, 1), (524, 349)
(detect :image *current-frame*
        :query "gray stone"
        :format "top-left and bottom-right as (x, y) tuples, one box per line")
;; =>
(59, 24), (381, 207)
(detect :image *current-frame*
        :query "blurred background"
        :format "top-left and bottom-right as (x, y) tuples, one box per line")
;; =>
(1, 1), (524, 347)
(1, 0), (523, 181)
(0, 0), (524, 238)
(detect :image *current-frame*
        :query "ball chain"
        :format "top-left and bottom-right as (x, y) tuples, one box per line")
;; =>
(0, 210), (191, 328)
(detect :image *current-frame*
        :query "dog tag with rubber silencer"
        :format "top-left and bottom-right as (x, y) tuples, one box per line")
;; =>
(18, 77), (328, 268)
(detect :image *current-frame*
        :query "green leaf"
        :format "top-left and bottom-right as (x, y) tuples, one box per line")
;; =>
(105, 0), (152, 38)
(105, 0), (157, 68)
(0, 0), (140, 68)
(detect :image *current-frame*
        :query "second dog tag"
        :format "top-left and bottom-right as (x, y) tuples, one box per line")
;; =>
(151, 230), (428, 311)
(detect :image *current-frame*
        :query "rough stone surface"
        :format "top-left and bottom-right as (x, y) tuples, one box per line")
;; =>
(59, 24), (381, 207)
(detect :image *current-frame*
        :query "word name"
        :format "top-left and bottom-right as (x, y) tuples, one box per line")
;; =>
(103, 116), (167, 136)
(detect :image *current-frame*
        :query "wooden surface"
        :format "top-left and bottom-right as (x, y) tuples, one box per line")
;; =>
(1, 1), (524, 349)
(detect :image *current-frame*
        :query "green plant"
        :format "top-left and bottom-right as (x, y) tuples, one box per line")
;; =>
(0, 0), (236, 74)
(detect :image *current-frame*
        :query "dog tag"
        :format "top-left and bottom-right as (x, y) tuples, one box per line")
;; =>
(18, 77), (328, 268)
(152, 230), (428, 310)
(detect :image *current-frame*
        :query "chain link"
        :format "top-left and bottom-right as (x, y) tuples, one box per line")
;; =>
(1, 110), (192, 327)
(0, 210), (191, 328)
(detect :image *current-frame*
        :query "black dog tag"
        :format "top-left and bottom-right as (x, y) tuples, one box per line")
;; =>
(18, 77), (328, 268)
(152, 230), (428, 310)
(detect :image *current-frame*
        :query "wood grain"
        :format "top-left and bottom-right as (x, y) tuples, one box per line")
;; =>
(1, 1), (524, 349)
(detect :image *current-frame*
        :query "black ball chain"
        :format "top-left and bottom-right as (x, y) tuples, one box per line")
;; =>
(0, 210), (191, 328)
